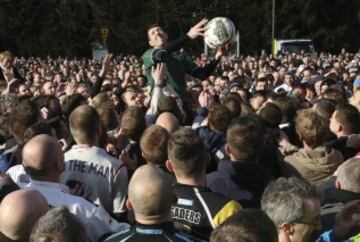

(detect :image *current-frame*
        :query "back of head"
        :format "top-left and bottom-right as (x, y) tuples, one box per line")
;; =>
(8, 99), (39, 143)
(336, 159), (360, 193)
(22, 134), (64, 181)
(313, 99), (336, 120)
(168, 128), (207, 179)
(128, 165), (173, 223)
(226, 116), (264, 161)
(210, 209), (278, 242)
(208, 103), (231, 133)
(156, 112), (179, 134)
(261, 177), (319, 228)
(223, 96), (242, 120)
(0, 189), (48, 242)
(121, 106), (146, 142)
(69, 105), (101, 145)
(96, 105), (119, 132)
(23, 121), (56, 143)
(60, 94), (87, 118)
(272, 96), (298, 124)
(30, 206), (86, 242)
(295, 109), (328, 148)
(140, 125), (169, 165)
(334, 103), (360, 134)
(157, 96), (183, 122)
(322, 87), (346, 104)
(259, 102), (282, 128)
(91, 92), (111, 111)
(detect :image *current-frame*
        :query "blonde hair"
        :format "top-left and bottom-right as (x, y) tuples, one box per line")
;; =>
(295, 109), (328, 148)
(0, 51), (13, 62)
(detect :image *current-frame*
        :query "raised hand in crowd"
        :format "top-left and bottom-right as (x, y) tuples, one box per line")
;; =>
(151, 62), (167, 87)
(187, 18), (208, 39)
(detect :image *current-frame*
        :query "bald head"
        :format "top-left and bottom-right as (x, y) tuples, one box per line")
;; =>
(0, 189), (48, 241)
(337, 159), (360, 193)
(156, 112), (179, 134)
(128, 165), (173, 223)
(22, 134), (64, 180)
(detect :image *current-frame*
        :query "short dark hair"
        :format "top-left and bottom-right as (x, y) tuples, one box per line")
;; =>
(227, 116), (264, 161)
(208, 103), (231, 133)
(69, 105), (101, 145)
(259, 102), (282, 128)
(30, 206), (87, 242)
(168, 128), (207, 178)
(313, 98), (336, 120)
(157, 96), (183, 123)
(210, 209), (278, 242)
(146, 23), (160, 39)
(272, 95), (298, 123)
(8, 99), (39, 143)
(322, 87), (346, 104)
(140, 125), (169, 165)
(334, 103), (360, 134)
(223, 96), (242, 120)
(24, 121), (56, 143)
(121, 106), (146, 142)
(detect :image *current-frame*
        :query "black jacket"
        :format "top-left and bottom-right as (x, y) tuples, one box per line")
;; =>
(206, 160), (271, 208)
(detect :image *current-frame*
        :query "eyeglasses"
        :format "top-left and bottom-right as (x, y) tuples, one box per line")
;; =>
(294, 215), (321, 227)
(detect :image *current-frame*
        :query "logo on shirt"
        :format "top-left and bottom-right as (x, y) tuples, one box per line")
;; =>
(66, 160), (110, 178)
(171, 207), (201, 224)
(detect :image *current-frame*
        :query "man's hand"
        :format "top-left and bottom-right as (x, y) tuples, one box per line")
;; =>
(215, 45), (228, 61)
(198, 91), (213, 108)
(187, 18), (208, 39)
(5, 78), (18, 93)
(65, 81), (76, 96)
(151, 63), (167, 87)
(334, 200), (360, 238)
(99, 53), (113, 78)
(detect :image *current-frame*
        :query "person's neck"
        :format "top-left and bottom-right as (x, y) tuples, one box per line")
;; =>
(176, 175), (206, 187)
(135, 213), (172, 225)
(33, 175), (59, 184)
(336, 131), (350, 138)
(278, 231), (292, 242)
(76, 141), (98, 147)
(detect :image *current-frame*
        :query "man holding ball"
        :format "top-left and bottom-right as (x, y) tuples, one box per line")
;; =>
(143, 19), (226, 123)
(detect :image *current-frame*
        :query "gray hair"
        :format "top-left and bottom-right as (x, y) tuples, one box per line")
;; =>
(261, 177), (319, 227)
(336, 158), (360, 193)
(30, 206), (87, 242)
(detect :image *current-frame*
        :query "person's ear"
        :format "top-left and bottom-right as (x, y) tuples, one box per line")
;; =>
(166, 160), (175, 173)
(225, 144), (231, 156)
(335, 179), (342, 190)
(126, 199), (133, 211)
(280, 222), (295, 236)
(338, 124), (343, 133)
(149, 39), (154, 47)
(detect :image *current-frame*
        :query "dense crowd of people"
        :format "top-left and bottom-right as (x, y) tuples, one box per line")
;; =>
(0, 19), (359, 242)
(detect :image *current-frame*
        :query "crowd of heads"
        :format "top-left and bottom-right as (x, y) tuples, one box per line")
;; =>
(0, 44), (360, 242)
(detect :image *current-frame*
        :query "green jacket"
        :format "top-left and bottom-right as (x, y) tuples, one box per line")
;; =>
(142, 48), (198, 104)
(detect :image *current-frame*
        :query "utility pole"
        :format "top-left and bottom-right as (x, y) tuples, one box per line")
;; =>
(271, 0), (275, 53)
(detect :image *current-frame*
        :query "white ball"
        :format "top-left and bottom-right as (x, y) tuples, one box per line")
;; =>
(204, 17), (236, 49)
